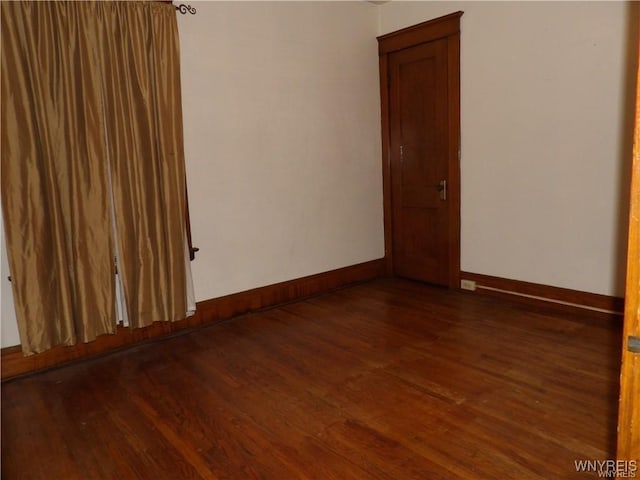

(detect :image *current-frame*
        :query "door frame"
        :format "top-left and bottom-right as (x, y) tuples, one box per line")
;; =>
(377, 12), (463, 288)
(617, 39), (640, 463)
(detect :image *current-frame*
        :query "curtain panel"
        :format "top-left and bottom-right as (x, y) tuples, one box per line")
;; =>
(1, 1), (192, 355)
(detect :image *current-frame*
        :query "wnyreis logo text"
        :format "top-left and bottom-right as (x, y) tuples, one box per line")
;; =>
(574, 460), (637, 478)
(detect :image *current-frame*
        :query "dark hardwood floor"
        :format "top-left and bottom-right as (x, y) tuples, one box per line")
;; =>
(1, 278), (622, 479)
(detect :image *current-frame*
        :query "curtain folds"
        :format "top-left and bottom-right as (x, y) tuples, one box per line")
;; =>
(1, 1), (191, 354)
(100, 2), (188, 328)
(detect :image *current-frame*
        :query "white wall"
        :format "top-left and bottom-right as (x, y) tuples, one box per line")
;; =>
(380, 1), (638, 297)
(177, 1), (384, 302)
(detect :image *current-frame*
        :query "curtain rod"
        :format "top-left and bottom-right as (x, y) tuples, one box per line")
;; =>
(175, 3), (196, 15)
(159, 1), (196, 15)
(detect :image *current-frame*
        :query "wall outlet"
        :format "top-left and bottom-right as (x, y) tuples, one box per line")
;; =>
(460, 279), (476, 291)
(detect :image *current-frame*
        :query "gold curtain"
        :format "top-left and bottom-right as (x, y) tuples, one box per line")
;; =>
(1, 1), (188, 354)
(100, 2), (187, 328)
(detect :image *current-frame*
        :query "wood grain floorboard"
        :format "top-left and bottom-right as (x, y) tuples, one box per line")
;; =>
(1, 278), (622, 479)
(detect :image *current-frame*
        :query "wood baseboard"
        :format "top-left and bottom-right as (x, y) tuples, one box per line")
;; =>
(460, 271), (624, 318)
(1, 259), (385, 381)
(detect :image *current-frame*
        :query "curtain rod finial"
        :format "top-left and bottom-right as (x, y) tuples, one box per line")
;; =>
(176, 4), (196, 15)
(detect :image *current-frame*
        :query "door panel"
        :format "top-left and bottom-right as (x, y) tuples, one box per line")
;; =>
(389, 39), (450, 285)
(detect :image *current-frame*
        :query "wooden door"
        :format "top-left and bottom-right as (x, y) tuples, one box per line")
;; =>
(389, 39), (449, 285)
(617, 47), (640, 465)
(378, 12), (462, 288)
